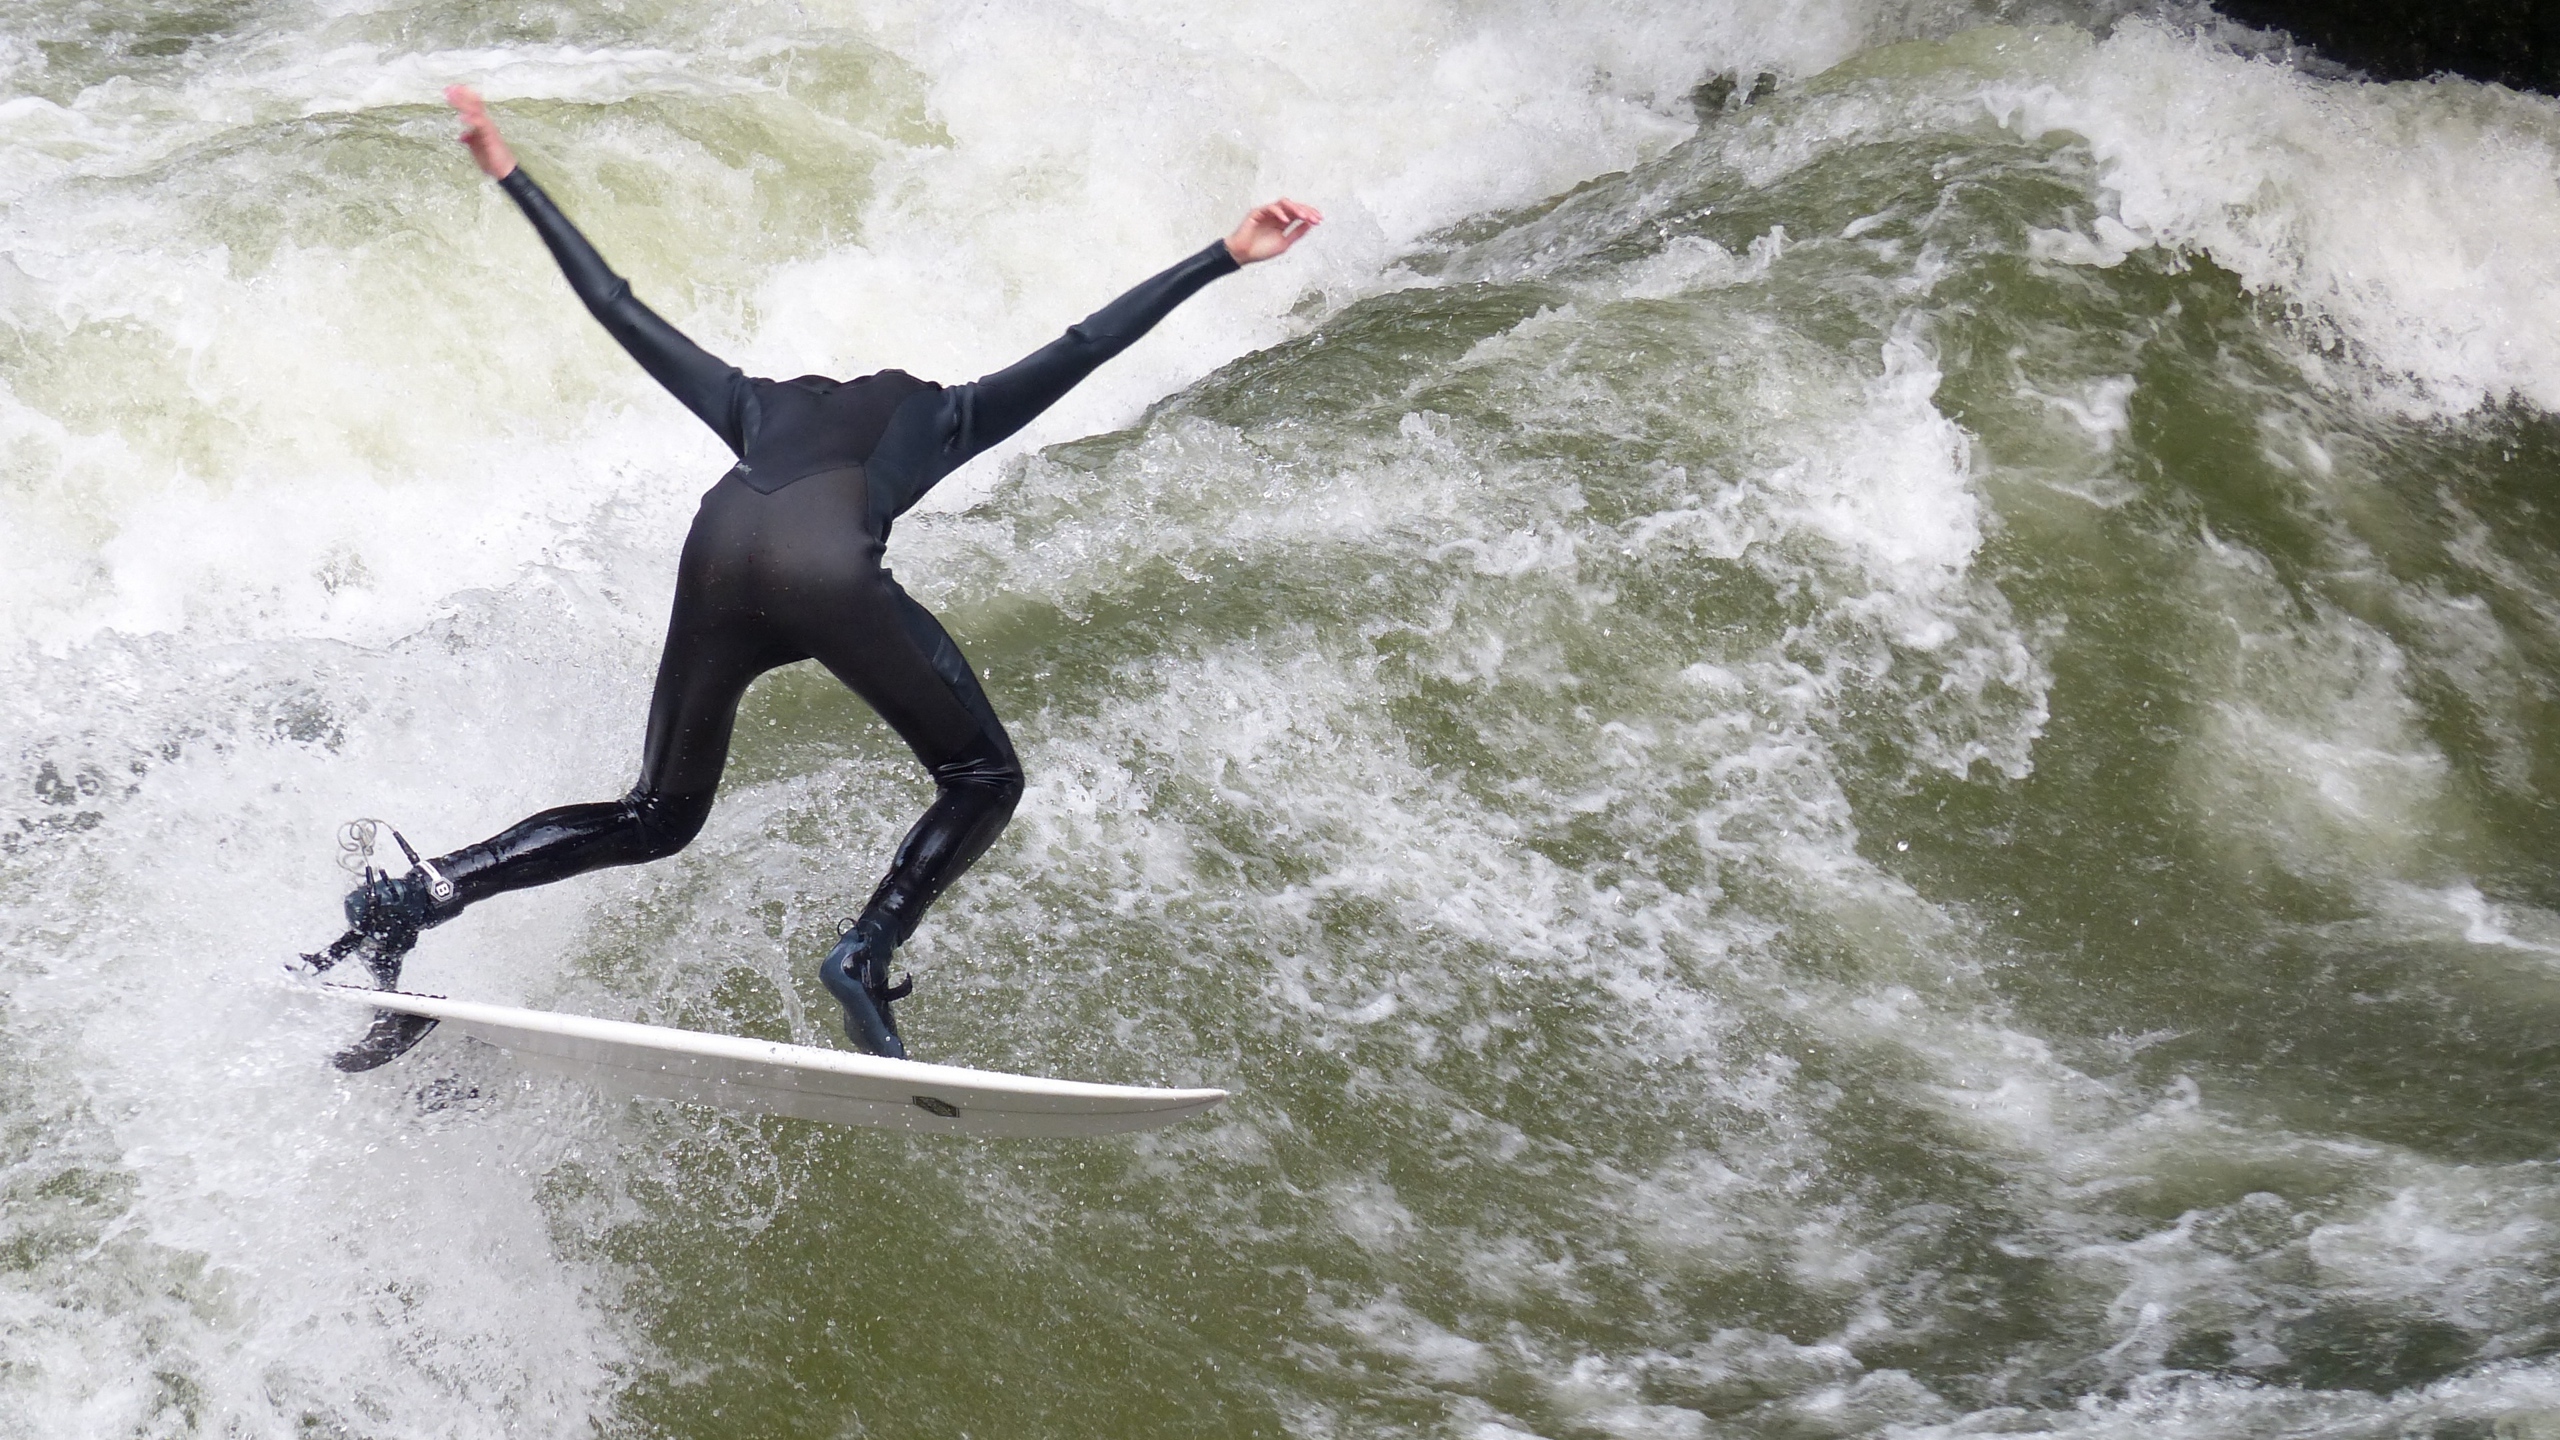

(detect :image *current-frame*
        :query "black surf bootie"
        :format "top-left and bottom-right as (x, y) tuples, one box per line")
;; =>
(303, 907), (440, 1072)
(301, 832), (468, 1072)
(818, 917), (913, 1060)
(342, 866), (460, 943)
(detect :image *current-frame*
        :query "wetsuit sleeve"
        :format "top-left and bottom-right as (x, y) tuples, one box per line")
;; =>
(498, 167), (753, 455)
(867, 240), (1240, 518)
(952, 240), (1241, 460)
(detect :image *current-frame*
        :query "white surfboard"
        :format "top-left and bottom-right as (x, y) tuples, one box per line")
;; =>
(315, 984), (1227, 1138)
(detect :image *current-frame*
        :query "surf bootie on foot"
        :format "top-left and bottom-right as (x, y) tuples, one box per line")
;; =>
(301, 829), (467, 1072)
(343, 857), (463, 944)
(301, 917), (440, 1073)
(309, 906), (443, 1072)
(818, 917), (913, 1060)
(299, 837), (464, 979)
(344, 868), (436, 939)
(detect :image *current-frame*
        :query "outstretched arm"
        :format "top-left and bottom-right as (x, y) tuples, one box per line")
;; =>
(957, 199), (1325, 458)
(948, 240), (1238, 462)
(871, 198), (1326, 512)
(447, 85), (753, 455)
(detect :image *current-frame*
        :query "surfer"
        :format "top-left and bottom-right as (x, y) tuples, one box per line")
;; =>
(307, 85), (1321, 1070)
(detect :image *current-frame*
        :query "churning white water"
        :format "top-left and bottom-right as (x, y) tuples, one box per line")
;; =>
(11, 1), (2560, 1436)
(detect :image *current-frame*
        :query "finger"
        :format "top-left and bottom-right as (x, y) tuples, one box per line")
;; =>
(1257, 201), (1321, 236)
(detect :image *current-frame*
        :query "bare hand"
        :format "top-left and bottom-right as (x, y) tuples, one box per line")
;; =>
(445, 84), (517, 180)
(1224, 199), (1323, 265)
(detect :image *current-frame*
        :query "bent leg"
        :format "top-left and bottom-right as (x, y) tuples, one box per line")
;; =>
(431, 787), (717, 903)
(430, 585), (794, 905)
(798, 575), (1024, 945)
(861, 725), (1023, 944)
(321, 616), (767, 1069)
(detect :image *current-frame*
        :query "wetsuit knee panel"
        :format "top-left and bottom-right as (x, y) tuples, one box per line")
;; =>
(928, 727), (1023, 798)
(934, 756), (1024, 805)
(626, 786), (717, 860)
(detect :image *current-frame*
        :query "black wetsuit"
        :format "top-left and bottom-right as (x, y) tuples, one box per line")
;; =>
(399, 167), (1236, 974)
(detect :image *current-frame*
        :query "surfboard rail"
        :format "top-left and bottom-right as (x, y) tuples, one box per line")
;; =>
(314, 984), (1228, 1138)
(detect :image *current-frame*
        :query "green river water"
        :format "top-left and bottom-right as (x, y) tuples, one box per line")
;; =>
(10, 2), (2560, 1436)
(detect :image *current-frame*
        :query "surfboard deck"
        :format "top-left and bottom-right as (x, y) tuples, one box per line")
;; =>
(314, 984), (1227, 1138)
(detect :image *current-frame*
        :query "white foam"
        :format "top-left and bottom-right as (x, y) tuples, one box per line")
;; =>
(16, 0), (2560, 1432)
(1986, 19), (2560, 416)
(2178, 528), (2457, 881)
(8, 0), (1835, 1421)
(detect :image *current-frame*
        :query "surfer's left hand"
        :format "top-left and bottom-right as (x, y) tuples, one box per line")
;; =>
(1224, 199), (1324, 264)
(444, 84), (517, 180)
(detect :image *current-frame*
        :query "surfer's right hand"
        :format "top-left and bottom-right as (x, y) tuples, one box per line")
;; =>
(444, 85), (517, 180)
(1224, 199), (1323, 264)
